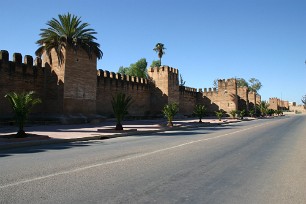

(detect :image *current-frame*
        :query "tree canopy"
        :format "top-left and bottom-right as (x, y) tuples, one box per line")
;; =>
(118, 58), (148, 78)
(248, 78), (262, 93)
(36, 13), (103, 65)
(150, 60), (161, 68)
(236, 78), (249, 87)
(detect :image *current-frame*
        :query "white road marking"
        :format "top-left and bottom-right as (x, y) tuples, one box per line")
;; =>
(0, 121), (276, 189)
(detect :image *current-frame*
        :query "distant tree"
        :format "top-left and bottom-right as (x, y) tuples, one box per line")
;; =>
(153, 43), (166, 65)
(249, 78), (262, 93)
(233, 77), (262, 92)
(111, 93), (133, 130)
(35, 13), (103, 65)
(179, 74), (186, 86)
(150, 60), (161, 68)
(5, 91), (41, 138)
(302, 94), (306, 108)
(236, 78), (249, 87)
(130, 58), (148, 78)
(118, 58), (148, 78)
(213, 79), (219, 89)
(118, 66), (129, 75)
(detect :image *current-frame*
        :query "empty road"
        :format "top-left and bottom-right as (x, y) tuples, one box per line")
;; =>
(1, 115), (306, 203)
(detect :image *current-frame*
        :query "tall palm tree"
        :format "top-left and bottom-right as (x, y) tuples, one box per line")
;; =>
(153, 43), (166, 65)
(5, 91), (41, 138)
(35, 13), (103, 65)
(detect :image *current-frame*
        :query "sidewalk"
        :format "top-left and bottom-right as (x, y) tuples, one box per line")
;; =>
(0, 118), (241, 150)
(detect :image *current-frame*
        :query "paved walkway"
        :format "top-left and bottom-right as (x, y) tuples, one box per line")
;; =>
(0, 118), (241, 150)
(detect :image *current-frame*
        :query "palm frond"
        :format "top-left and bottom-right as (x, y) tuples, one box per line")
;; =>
(36, 13), (103, 64)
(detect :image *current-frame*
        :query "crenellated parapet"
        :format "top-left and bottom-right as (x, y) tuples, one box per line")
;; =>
(237, 86), (248, 92)
(97, 69), (149, 90)
(203, 87), (218, 96)
(218, 78), (237, 90)
(0, 50), (45, 79)
(269, 97), (289, 110)
(148, 66), (179, 85)
(148, 65), (179, 74)
(179, 85), (198, 96)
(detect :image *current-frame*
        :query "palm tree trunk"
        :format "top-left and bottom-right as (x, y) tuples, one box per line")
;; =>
(17, 119), (26, 138)
(115, 122), (123, 130)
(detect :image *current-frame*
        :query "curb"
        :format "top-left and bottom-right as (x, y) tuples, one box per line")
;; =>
(0, 120), (241, 151)
(0, 124), (191, 151)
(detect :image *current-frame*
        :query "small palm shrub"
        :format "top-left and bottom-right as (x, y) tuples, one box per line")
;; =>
(163, 103), (178, 127)
(249, 109), (255, 117)
(267, 109), (275, 116)
(275, 109), (283, 116)
(194, 104), (206, 123)
(215, 110), (224, 121)
(238, 109), (246, 119)
(229, 110), (237, 119)
(5, 91), (41, 138)
(111, 93), (132, 130)
(259, 101), (269, 117)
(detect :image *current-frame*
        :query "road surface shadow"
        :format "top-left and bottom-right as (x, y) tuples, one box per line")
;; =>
(0, 140), (100, 158)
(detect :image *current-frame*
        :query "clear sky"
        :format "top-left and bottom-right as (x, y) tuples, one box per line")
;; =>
(1, 0), (305, 104)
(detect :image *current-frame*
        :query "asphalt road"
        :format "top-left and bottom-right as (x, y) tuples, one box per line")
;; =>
(1, 115), (306, 204)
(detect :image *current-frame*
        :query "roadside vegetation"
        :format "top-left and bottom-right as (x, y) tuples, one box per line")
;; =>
(5, 91), (41, 138)
(229, 110), (237, 119)
(193, 104), (206, 123)
(163, 103), (178, 127)
(215, 110), (224, 121)
(111, 93), (133, 130)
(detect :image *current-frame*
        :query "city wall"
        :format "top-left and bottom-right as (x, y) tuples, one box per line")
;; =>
(0, 50), (63, 118)
(269, 97), (289, 110)
(1, 49), (263, 122)
(96, 70), (151, 116)
(202, 79), (238, 113)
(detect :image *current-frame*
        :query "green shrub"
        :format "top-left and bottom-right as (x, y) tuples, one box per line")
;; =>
(238, 109), (246, 119)
(249, 109), (255, 117)
(5, 91), (41, 137)
(163, 103), (179, 126)
(267, 109), (275, 116)
(111, 93), (133, 130)
(194, 104), (206, 123)
(229, 110), (237, 119)
(215, 110), (224, 121)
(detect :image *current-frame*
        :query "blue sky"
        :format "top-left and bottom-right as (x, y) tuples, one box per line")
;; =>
(1, 0), (305, 103)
